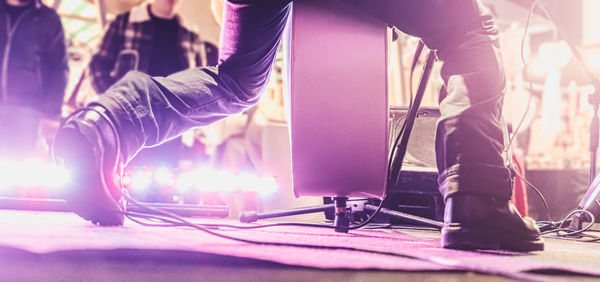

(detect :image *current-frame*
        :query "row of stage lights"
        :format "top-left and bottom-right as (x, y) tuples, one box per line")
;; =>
(0, 158), (279, 198)
(122, 166), (279, 198)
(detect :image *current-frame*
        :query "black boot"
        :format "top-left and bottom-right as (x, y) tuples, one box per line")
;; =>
(54, 106), (125, 226)
(441, 195), (544, 252)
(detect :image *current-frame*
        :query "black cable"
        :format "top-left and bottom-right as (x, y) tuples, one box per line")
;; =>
(503, 0), (558, 231)
(506, 0), (537, 152)
(512, 169), (554, 223)
(408, 41), (426, 109)
(538, 210), (599, 242)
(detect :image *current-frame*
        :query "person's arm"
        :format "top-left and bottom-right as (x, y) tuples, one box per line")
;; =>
(89, 15), (127, 94)
(39, 13), (68, 120)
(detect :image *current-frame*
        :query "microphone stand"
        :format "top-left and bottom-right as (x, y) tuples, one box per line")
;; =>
(533, 2), (600, 228)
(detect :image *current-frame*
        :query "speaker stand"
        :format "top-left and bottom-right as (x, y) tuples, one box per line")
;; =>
(239, 198), (443, 230)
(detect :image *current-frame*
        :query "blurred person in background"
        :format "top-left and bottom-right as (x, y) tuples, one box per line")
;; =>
(0, 0), (68, 159)
(89, 0), (217, 93)
(89, 0), (218, 167)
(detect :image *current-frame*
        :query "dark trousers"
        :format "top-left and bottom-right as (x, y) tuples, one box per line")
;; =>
(93, 0), (512, 200)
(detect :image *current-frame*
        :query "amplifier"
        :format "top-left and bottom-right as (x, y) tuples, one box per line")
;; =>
(386, 106), (443, 222)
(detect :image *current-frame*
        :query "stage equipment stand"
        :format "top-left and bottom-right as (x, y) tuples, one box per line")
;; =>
(246, 0), (443, 232)
(239, 199), (443, 229)
(531, 2), (600, 228)
(240, 45), (441, 231)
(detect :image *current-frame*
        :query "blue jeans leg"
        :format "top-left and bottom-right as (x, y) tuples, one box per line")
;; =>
(93, 0), (292, 162)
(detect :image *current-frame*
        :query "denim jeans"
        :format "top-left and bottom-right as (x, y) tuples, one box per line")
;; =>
(93, 0), (512, 200)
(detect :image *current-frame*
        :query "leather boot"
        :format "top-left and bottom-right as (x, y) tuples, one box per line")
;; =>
(442, 194), (544, 252)
(53, 106), (125, 226)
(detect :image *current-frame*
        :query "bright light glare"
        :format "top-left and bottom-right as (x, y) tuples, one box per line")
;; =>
(130, 170), (153, 193)
(238, 173), (259, 192)
(46, 166), (70, 188)
(0, 160), (18, 190)
(154, 167), (174, 186)
(0, 159), (70, 191)
(174, 168), (275, 194)
(0, 158), (278, 197)
(531, 41), (572, 75)
(121, 174), (132, 186)
(589, 53), (600, 69)
(18, 159), (46, 186)
(257, 176), (279, 196)
(214, 170), (237, 192)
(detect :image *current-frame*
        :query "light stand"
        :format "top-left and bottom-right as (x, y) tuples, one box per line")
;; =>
(529, 2), (600, 229)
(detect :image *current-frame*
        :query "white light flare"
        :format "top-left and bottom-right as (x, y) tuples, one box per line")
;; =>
(257, 176), (279, 197)
(0, 159), (70, 192)
(154, 167), (175, 187)
(238, 172), (259, 192)
(130, 169), (153, 193)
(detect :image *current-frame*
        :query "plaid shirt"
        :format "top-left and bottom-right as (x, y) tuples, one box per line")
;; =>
(89, 4), (211, 94)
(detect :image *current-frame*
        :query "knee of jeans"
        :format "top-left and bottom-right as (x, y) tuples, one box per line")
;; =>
(108, 71), (156, 98)
(119, 71), (153, 87)
(221, 66), (270, 103)
(236, 77), (268, 103)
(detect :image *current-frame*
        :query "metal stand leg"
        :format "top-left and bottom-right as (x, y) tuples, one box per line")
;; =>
(569, 174), (600, 229)
(363, 204), (443, 229)
(333, 197), (350, 233)
(239, 204), (335, 223)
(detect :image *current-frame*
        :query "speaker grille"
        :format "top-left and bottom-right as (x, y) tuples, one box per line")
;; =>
(389, 107), (439, 169)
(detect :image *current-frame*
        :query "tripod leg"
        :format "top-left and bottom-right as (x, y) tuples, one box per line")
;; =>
(333, 197), (350, 233)
(239, 204), (335, 223)
(363, 204), (443, 229)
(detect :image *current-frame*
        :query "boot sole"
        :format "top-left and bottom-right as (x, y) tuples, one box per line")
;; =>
(56, 128), (125, 226)
(62, 162), (125, 226)
(442, 226), (544, 252)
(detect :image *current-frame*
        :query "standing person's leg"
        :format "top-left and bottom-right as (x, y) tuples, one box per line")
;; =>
(345, 0), (543, 251)
(54, 0), (292, 225)
(436, 34), (543, 252)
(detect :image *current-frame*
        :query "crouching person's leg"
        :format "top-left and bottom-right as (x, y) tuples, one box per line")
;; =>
(53, 0), (292, 225)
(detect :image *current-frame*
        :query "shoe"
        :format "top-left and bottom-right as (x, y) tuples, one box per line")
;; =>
(54, 107), (125, 226)
(441, 195), (544, 252)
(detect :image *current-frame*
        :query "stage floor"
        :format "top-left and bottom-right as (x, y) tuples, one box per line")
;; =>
(1, 210), (599, 281)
